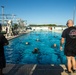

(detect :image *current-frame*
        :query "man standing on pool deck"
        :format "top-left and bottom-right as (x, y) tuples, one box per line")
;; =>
(0, 24), (9, 75)
(60, 20), (76, 74)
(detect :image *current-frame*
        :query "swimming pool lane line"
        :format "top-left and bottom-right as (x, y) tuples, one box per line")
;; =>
(29, 64), (37, 75)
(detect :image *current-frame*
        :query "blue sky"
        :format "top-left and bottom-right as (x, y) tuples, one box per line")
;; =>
(0, 0), (76, 25)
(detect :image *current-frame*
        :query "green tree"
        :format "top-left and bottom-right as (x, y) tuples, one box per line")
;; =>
(13, 23), (18, 30)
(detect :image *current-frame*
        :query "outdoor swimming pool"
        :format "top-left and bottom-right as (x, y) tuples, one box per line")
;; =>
(4, 31), (67, 64)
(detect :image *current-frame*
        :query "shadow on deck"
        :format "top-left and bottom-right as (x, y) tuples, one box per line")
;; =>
(3, 64), (76, 75)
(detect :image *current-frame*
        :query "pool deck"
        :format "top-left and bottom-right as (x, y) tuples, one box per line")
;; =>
(3, 64), (76, 75)
(6, 30), (31, 40)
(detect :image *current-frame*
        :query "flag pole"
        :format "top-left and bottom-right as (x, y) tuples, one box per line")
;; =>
(73, 6), (75, 25)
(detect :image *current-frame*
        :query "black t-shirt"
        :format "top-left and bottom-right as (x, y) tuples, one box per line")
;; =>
(0, 33), (8, 56)
(62, 26), (76, 50)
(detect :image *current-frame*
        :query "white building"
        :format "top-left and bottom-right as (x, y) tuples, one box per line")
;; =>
(30, 26), (67, 31)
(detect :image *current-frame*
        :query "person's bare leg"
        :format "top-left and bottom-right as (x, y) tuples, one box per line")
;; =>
(71, 57), (76, 70)
(67, 56), (72, 72)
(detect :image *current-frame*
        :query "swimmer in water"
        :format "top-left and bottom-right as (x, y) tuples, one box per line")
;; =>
(32, 48), (39, 54)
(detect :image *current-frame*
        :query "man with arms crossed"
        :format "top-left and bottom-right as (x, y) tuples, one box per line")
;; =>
(60, 20), (76, 75)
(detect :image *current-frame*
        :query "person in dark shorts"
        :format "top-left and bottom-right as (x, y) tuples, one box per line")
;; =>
(0, 24), (9, 75)
(60, 20), (76, 74)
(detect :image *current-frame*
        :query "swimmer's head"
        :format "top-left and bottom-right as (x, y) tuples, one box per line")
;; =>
(54, 44), (57, 47)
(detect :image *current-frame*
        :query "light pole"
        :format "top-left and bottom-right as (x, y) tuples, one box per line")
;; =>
(1, 6), (4, 25)
(73, 6), (75, 25)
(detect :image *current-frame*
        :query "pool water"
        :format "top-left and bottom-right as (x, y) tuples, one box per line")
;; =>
(4, 31), (67, 64)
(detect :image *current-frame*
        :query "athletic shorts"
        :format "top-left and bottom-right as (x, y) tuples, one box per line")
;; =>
(64, 48), (76, 56)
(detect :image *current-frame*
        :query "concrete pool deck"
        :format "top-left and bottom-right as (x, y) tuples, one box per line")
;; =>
(6, 30), (31, 40)
(3, 64), (76, 75)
